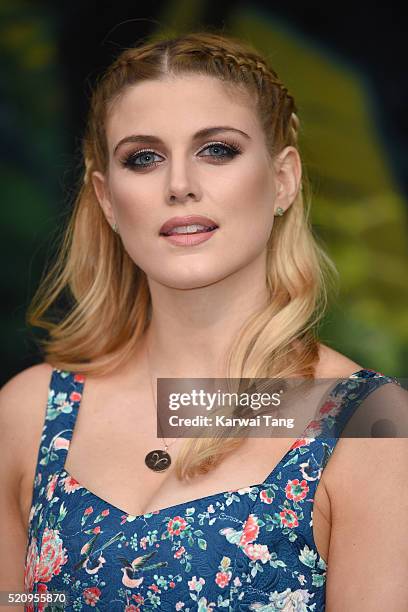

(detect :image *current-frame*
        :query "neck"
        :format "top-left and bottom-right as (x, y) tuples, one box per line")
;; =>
(143, 254), (269, 379)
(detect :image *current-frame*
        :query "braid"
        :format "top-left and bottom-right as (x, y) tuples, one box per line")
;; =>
(206, 48), (299, 148)
(83, 156), (93, 185)
(95, 34), (301, 163)
(289, 111), (300, 146)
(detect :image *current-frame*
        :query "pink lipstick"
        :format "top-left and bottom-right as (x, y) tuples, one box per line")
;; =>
(159, 215), (219, 247)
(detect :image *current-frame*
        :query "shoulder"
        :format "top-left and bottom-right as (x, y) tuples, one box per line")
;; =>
(323, 374), (408, 595)
(314, 342), (364, 378)
(0, 363), (54, 526)
(0, 362), (53, 426)
(319, 348), (407, 494)
(0, 362), (53, 487)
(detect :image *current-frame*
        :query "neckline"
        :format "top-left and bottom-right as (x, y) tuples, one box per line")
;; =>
(58, 368), (376, 520)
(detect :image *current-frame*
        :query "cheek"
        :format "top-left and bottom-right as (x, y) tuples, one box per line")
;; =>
(107, 174), (159, 266)
(226, 164), (275, 236)
(109, 172), (155, 227)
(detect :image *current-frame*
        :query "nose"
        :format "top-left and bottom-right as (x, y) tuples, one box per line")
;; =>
(166, 156), (200, 204)
(168, 191), (196, 203)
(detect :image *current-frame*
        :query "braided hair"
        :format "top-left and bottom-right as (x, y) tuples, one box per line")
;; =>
(85, 32), (300, 176)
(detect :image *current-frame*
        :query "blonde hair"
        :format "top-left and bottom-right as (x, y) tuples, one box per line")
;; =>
(27, 30), (338, 479)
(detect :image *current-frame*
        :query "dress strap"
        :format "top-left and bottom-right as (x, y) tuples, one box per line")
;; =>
(271, 369), (400, 557)
(36, 367), (85, 479)
(312, 369), (400, 440)
(292, 369), (399, 506)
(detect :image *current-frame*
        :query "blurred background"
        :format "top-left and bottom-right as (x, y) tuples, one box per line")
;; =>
(1, 1), (407, 385)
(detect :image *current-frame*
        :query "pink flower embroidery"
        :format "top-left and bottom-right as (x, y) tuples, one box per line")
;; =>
(62, 474), (82, 493)
(215, 571), (232, 588)
(24, 537), (39, 592)
(188, 576), (205, 590)
(260, 488), (274, 504)
(303, 420), (322, 437)
(46, 474), (58, 501)
(53, 437), (70, 450)
(167, 516), (188, 536)
(36, 527), (68, 582)
(243, 543), (271, 563)
(285, 479), (309, 502)
(239, 514), (259, 546)
(290, 438), (312, 450)
(25, 583), (48, 612)
(319, 398), (341, 417)
(83, 586), (101, 606)
(279, 508), (299, 528)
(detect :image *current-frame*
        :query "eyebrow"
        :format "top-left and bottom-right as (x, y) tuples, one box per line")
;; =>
(113, 126), (251, 154)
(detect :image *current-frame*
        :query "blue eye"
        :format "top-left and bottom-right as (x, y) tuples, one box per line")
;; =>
(199, 142), (241, 159)
(135, 151), (160, 165)
(122, 151), (162, 169)
(121, 140), (242, 171)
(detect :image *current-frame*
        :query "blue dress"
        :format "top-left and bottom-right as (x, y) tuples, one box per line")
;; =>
(24, 367), (397, 611)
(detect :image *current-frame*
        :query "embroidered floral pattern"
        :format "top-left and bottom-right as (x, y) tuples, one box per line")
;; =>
(23, 368), (395, 610)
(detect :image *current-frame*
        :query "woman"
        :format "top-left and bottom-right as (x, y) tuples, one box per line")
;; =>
(0, 30), (406, 611)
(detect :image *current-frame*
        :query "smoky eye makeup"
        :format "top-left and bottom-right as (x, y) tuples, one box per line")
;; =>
(118, 139), (243, 171)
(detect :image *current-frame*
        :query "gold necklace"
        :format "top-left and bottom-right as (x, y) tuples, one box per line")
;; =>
(144, 345), (177, 472)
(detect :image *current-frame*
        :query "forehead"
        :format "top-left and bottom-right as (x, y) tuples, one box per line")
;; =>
(105, 74), (261, 144)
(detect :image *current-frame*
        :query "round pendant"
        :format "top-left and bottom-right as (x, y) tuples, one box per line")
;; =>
(145, 449), (172, 472)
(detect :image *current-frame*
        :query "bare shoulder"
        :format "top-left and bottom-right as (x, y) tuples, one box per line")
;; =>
(319, 363), (407, 531)
(315, 342), (364, 378)
(0, 363), (53, 515)
(0, 362), (53, 432)
(313, 342), (369, 514)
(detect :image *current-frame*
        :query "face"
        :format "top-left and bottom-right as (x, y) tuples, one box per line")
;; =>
(92, 74), (301, 290)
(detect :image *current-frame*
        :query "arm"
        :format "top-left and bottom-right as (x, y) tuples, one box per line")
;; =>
(326, 429), (408, 611)
(0, 363), (52, 610)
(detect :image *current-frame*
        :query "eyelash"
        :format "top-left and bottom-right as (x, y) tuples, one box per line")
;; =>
(120, 140), (243, 170)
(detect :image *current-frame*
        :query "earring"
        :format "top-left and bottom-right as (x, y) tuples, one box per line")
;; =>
(112, 222), (118, 233)
(275, 207), (285, 216)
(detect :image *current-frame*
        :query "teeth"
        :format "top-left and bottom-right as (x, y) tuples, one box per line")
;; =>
(169, 224), (210, 235)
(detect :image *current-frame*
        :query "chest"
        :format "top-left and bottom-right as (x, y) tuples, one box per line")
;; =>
(63, 424), (333, 565)
(23, 375), (334, 566)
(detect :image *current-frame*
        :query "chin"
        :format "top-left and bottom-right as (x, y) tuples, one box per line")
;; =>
(150, 266), (230, 290)
(159, 275), (222, 290)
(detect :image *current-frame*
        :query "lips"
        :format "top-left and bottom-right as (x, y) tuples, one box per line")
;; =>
(159, 215), (219, 236)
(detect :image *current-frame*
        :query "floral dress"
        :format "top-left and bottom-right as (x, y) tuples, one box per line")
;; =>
(24, 368), (398, 611)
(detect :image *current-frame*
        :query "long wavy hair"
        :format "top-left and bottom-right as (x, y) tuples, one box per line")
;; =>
(27, 30), (338, 479)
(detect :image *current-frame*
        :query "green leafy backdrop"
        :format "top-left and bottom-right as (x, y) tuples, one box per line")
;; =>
(1, 1), (406, 382)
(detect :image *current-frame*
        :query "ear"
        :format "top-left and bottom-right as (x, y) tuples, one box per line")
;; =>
(91, 171), (116, 228)
(272, 146), (302, 213)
